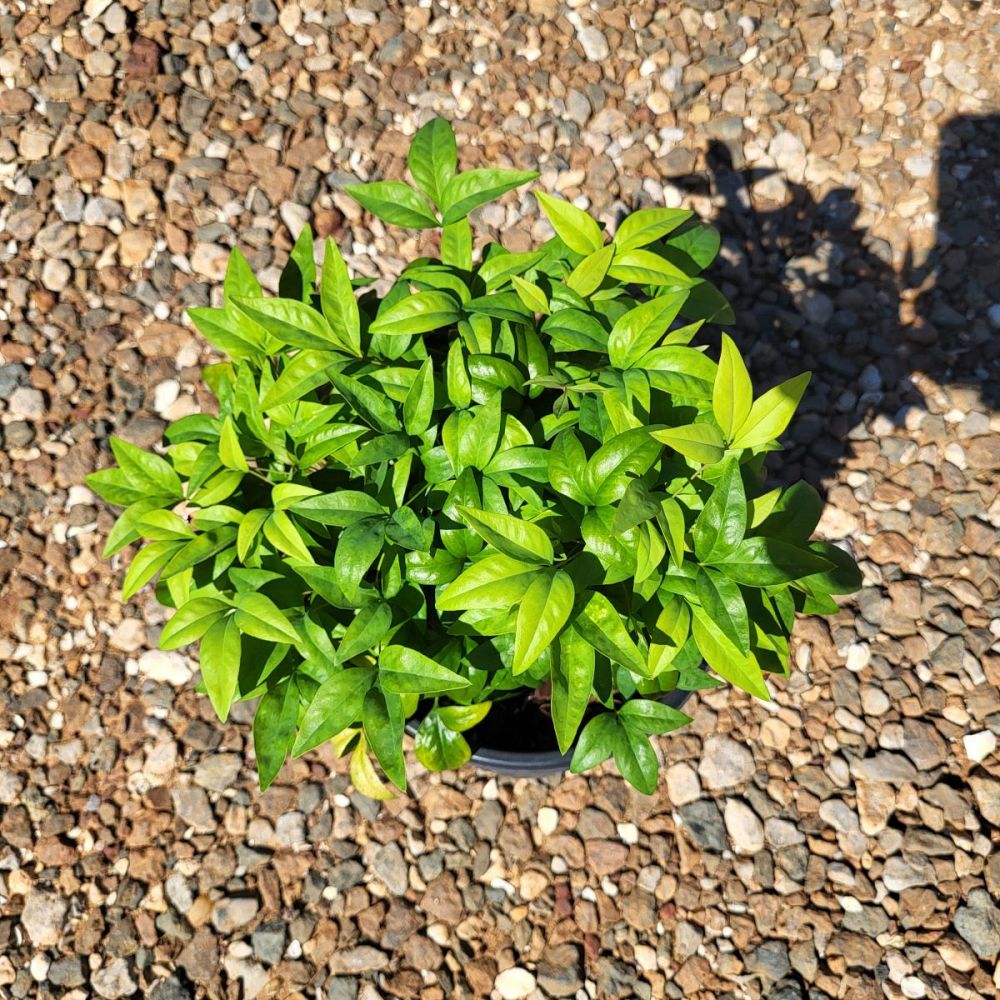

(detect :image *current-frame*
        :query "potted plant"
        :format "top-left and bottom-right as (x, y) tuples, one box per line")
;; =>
(87, 118), (861, 797)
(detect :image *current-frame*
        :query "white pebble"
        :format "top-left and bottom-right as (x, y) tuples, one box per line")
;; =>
(963, 731), (996, 763)
(537, 807), (558, 836)
(495, 967), (536, 1000)
(617, 822), (639, 845)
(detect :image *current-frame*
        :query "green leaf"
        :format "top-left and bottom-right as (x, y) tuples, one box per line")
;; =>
(137, 510), (194, 542)
(755, 481), (823, 542)
(716, 537), (834, 587)
(102, 498), (168, 556)
(511, 275), (550, 315)
(713, 333), (753, 441)
(320, 239), (362, 355)
(584, 428), (661, 506)
(263, 510), (313, 563)
(570, 713), (618, 772)
(187, 306), (265, 360)
(159, 598), (229, 650)
(329, 372), (399, 432)
(456, 506), (554, 564)
(281, 224), (316, 301)
(442, 168), (539, 225)
(479, 249), (545, 290)
(401, 357), (435, 436)
(613, 723), (659, 795)
(362, 686), (406, 790)
(292, 490), (384, 527)
(551, 627), (595, 754)
(236, 508), (268, 561)
(566, 243), (614, 297)
(549, 430), (589, 504)
(293, 668), (375, 756)
(436, 702), (490, 732)
(666, 223), (721, 271)
(691, 606), (770, 700)
(659, 497), (687, 568)
(339, 601), (393, 661)
(573, 591), (648, 677)
(121, 540), (183, 601)
(695, 566), (750, 654)
(512, 570), (575, 674)
(692, 457), (746, 561)
(260, 350), (337, 410)
(235, 296), (342, 352)
(218, 416), (249, 472)
(414, 711), (471, 771)
(378, 646), (470, 694)
(457, 392), (503, 470)
(607, 293), (687, 369)
(618, 698), (691, 735)
(650, 422), (726, 466)
(437, 554), (541, 611)
(233, 592), (301, 645)
(441, 218), (472, 269)
(344, 181), (439, 229)
(613, 207), (694, 252)
(254, 677), (300, 791)
(446, 338), (471, 408)
(799, 542), (863, 595)
(732, 372), (811, 449)
(110, 436), (182, 498)
(407, 116), (457, 206)
(607, 249), (695, 286)
(536, 191), (603, 254)
(200, 615), (242, 722)
(334, 517), (386, 599)
(224, 246), (262, 303)
(369, 290), (462, 336)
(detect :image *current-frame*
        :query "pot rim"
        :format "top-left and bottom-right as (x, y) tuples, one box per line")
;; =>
(406, 685), (697, 778)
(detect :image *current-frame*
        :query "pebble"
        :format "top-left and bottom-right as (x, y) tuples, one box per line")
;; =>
(698, 736), (755, 790)
(91, 959), (138, 999)
(495, 967), (536, 1000)
(963, 731), (996, 762)
(577, 26), (610, 62)
(724, 799), (764, 854)
(20, 890), (68, 948)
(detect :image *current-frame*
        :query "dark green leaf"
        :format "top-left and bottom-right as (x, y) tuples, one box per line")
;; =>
(293, 668), (374, 756)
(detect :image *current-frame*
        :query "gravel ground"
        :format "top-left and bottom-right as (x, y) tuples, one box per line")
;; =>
(2, 2), (1000, 999)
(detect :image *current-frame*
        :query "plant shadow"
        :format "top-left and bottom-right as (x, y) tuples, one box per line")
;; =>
(671, 116), (1000, 493)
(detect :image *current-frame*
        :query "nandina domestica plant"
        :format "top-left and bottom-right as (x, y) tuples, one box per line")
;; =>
(87, 118), (861, 796)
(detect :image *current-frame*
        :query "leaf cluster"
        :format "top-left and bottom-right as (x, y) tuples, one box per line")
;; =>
(88, 118), (860, 796)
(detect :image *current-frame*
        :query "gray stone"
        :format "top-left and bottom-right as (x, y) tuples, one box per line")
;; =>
(679, 800), (727, 852)
(47, 956), (86, 988)
(149, 977), (193, 1000)
(882, 855), (936, 893)
(747, 940), (791, 981)
(328, 946), (389, 974)
(537, 942), (583, 997)
(249, 0), (278, 25)
(20, 889), (68, 948)
(91, 958), (138, 999)
(698, 736), (755, 789)
(193, 753), (242, 792)
(211, 895), (259, 934)
(251, 921), (287, 965)
(372, 842), (408, 896)
(954, 889), (1000, 959)
(171, 786), (216, 833)
(325, 978), (358, 1000)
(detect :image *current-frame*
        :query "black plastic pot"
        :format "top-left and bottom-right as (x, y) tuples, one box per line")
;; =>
(405, 685), (697, 778)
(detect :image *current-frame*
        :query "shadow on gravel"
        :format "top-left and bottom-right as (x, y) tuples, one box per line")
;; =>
(684, 116), (1000, 493)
